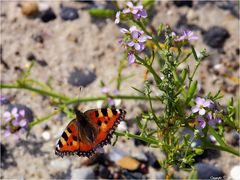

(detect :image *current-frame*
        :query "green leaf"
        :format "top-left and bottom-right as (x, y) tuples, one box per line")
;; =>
(194, 148), (204, 155)
(180, 69), (187, 83)
(142, 0), (155, 9)
(136, 116), (143, 129)
(131, 86), (145, 95)
(186, 80), (197, 104)
(191, 46), (198, 62)
(157, 23), (164, 36)
(88, 8), (115, 18)
(188, 167), (198, 180)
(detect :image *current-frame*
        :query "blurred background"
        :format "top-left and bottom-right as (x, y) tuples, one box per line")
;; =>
(1, 0), (239, 179)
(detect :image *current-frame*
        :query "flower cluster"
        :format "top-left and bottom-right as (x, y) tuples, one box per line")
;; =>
(3, 107), (29, 140)
(101, 86), (120, 106)
(190, 97), (222, 134)
(115, 1), (147, 24)
(119, 26), (152, 64)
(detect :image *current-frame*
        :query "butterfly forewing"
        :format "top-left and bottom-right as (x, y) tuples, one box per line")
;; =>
(55, 119), (80, 157)
(84, 108), (126, 146)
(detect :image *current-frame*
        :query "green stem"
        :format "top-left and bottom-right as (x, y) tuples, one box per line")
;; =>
(1, 83), (70, 101)
(1, 83), (160, 104)
(135, 56), (162, 85)
(201, 138), (240, 156)
(115, 131), (160, 145)
(29, 110), (59, 127)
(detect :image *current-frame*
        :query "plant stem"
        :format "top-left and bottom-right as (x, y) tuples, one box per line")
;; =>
(29, 110), (59, 127)
(115, 131), (160, 145)
(1, 83), (160, 104)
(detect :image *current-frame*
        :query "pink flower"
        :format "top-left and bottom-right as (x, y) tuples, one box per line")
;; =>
(192, 97), (213, 115)
(174, 30), (198, 42)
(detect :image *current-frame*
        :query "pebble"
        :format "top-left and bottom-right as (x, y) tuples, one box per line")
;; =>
(50, 159), (71, 170)
(71, 167), (95, 179)
(121, 170), (146, 179)
(229, 165), (240, 180)
(38, 3), (50, 12)
(195, 163), (224, 179)
(60, 6), (79, 21)
(41, 131), (51, 141)
(39, 8), (56, 23)
(20, 2), (39, 17)
(226, 130), (240, 146)
(203, 26), (230, 48)
(108, 147), (126, 162)
(97, 165), (111, 179)
(117, 121), (127, 131)
(155, 171), (166, 179)
(134, 131), (148, 146)
(173, 0), (193, 7)
(145, 152), (161, 170)
(37, 59), (48, 67)
(116, 156), (140, 171)
(132, 152), (148, 162)
(67, 68), (96, 87)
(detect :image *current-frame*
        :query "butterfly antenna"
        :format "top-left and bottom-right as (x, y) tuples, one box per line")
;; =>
(74, 86), (83, 111)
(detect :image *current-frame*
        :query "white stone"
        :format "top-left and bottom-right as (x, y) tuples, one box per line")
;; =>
(230, 165), (240, 180)
(117, 121), (127, 131)
(41, 131), (51, 141)
(38, 3), (50, 12)
(71, 167), (95, 180)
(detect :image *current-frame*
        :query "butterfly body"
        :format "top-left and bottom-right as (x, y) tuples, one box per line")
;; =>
(55, 108), (126, 158)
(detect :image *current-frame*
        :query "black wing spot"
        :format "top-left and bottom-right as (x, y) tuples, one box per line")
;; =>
(73, 136), (77, 141)
(104, 120), (108, 124)
(58, 141), (63, 148)
(101, 109), (108, 116)
(70, 142), (73, 146)
(97, 120), (102, 126)
(112, 108), (118, 115)
(67, 127), (72, 133)
(95, 111), (99, 117)
(62, 132), (68, 141)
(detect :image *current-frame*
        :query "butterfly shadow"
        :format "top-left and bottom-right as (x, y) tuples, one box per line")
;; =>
(0, 143), (17, 170)
(15, 138), (48, 157)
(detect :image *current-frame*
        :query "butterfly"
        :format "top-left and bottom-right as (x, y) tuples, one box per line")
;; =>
(55, 107), (126, 158)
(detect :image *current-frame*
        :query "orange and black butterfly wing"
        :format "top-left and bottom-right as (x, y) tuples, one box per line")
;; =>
(83, 108), (126, 151)
(55, 119), (80, 157)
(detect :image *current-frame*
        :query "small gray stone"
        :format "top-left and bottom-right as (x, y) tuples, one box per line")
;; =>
(156, 171), (166, 179)
(71, 167), (95, 180)
(132, 152), (148, 162)
(195, 163), (224, 179)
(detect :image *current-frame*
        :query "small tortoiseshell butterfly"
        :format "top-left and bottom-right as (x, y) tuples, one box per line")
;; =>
(55, 107), (126, 158)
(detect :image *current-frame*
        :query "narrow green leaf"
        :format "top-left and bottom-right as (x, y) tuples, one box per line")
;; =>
(131, 86), (145, 95)
(186, 80), (197, 104)
(188, 167), (198, 180)
(191, 46), (198, 62)
(136, 116), (143, 129)
(88, 8), (115, 18)
(142, 0), (155, 9)
(180, 69), (187, 83)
